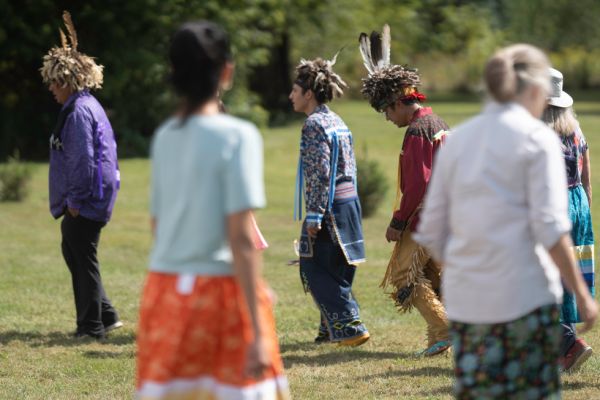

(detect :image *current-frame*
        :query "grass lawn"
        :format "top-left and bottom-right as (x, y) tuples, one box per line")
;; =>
(2, 99), (600, 399)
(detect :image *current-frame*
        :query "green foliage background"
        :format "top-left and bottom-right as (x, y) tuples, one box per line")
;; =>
(2, 0), (600, 160)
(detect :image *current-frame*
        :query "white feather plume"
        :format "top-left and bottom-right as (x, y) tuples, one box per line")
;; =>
(358, 33), (374, 74)
(328, 47), (342, 68)
(358, 24), (392, 74)
(381, 24), (391, 68)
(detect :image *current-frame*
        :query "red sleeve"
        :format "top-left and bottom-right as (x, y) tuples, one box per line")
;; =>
(392, 135), (434, 229)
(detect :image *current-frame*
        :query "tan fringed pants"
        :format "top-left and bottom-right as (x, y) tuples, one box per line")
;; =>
(381, 232), (448, 346)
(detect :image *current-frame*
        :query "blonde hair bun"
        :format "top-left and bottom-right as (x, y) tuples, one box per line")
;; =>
(484, 44), (550, 103)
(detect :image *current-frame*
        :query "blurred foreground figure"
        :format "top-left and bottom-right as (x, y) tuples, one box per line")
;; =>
(542, 68), (595, 373)
(415, 44), (598, 399)
(41, 11), (122, 340)
(136, 21), (290, 399)
(289, 52), (369, 347)
(359, 24), (450, 356)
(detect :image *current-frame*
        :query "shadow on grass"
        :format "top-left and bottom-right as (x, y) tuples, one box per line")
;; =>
(84, 349), (135, 359)
(422, 384), (453, 397)
(0, 329), (135, 347)
(365, 366), (453, 379)
(281, 341), (413, 367)
(563, 380), (600, 391)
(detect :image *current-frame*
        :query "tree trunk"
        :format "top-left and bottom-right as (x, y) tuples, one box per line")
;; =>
(248, 32), (294, 125)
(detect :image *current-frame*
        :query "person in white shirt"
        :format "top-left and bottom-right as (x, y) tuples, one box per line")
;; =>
(414, 44), (598, 399)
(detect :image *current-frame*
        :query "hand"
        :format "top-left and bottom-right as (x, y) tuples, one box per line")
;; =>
(68, 207), (79, 217)
(245, 337), (271, 378)
(386, 226), (403, 242)
(577, 297), (599, 334)
(306, 225), (321, 238)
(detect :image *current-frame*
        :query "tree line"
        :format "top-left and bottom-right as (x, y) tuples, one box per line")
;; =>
(2, 0), (599, 160)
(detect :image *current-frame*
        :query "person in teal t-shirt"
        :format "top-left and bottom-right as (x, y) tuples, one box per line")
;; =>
(136, 21), (290, 399)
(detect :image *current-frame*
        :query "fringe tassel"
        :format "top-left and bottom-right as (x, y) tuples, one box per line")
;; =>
(415, 284), (449, 345)
(380, 233), (431, 313)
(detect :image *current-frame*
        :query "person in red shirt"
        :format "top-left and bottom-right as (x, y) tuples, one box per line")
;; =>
(359, 25), (450, 356)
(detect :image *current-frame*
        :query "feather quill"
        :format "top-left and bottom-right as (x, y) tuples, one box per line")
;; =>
(359, 25), (392, 74)
(381, 24), (391, 67)
(62, 11), (78, 50)
(328, 46), (344, 67)
(59, 29), (68, 49)
(369, 30), (382, 67)
(358, 32), (374, 74)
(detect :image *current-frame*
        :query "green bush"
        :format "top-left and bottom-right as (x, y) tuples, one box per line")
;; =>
(224, 87), (269, 129)
(550, 48), (600, 89)
(357, 155), (388, 218)
(116, 128), (151, 158)
(0, 151), (33, 202)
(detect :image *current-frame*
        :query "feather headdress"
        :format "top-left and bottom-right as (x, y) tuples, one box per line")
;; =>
(294, 51), (348, 103)
(40, 11), (103, 91)
(359, 24), (421, 112)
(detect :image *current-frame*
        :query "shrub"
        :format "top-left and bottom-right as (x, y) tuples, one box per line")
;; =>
(0, 151), (33, 202)
(116, 128), (151, 158)
(357, 155), (388, 218)
(223, 87), (269, 129)
(550, 47), (600, 89)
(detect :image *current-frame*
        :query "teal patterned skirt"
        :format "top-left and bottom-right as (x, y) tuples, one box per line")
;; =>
(561, 185), (595, 324)
(450, 305), (561, 400)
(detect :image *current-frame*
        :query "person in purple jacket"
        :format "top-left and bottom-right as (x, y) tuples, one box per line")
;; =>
(40, 11), (122, 340)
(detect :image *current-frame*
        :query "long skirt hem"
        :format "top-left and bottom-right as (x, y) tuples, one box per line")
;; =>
(136, 272), (290, 400)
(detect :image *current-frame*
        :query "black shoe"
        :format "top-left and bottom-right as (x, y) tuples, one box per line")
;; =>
(74, 331), (105, 341)
(314, 332), (331, 344)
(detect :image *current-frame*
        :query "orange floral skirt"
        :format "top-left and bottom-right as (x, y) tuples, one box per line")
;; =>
(136, 272), (290, 399)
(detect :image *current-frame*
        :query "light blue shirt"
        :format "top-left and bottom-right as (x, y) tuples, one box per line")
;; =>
(149, 114), (266, 275)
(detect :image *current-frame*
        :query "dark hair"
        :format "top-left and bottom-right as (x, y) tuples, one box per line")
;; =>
(293, 58), (347, 105)
(169, 21), (232, 118)
(400, 98), (419, 106)
(295, 73), (332, 104)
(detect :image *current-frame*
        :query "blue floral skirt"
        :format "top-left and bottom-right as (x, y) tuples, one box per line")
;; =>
(561, 185), (595, 323)
(450, 305), (561, 399)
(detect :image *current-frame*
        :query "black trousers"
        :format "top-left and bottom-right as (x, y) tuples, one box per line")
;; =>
(61, 213), (119, 337)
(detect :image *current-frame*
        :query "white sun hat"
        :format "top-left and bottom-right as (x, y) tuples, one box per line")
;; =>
(547, 68), (573, 108)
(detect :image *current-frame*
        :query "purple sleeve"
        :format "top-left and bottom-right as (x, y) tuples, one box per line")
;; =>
(62, 108), (95, 209)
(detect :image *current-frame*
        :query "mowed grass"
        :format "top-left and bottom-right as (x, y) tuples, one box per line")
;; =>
(2, 99), (600, 399)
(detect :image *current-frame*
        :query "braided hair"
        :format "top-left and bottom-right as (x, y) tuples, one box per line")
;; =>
(294, 57), (347, 104)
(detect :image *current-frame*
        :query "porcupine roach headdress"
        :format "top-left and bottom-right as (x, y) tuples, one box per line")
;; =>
(359, 24), (424, 112)
(40, 11), (104, 91)
(294, 51), (348, 103)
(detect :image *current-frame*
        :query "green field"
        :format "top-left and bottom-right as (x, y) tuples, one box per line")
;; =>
(2, 100), (600, 399)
